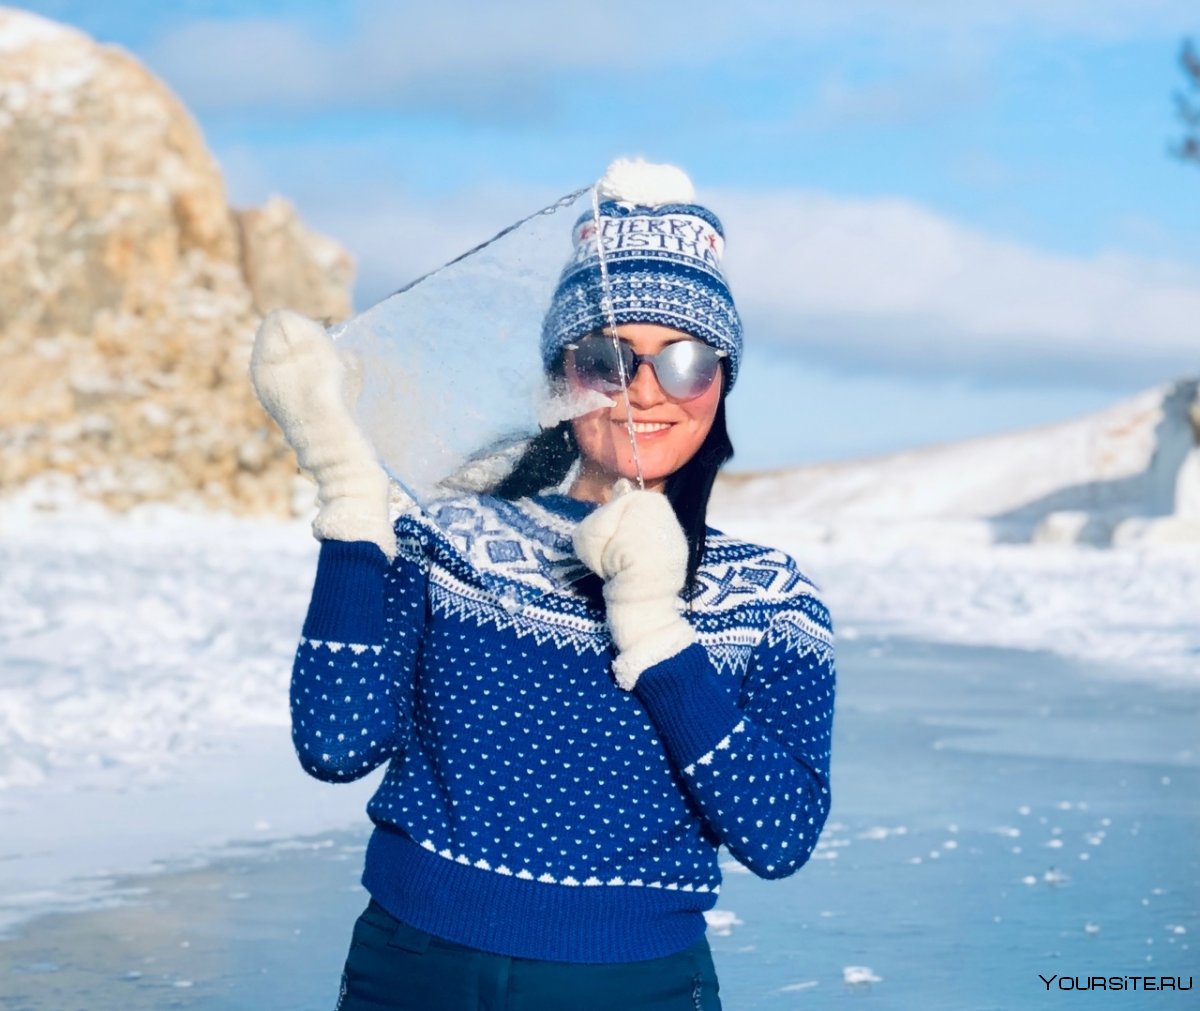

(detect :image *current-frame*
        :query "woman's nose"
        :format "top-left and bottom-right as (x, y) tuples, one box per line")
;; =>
(625, 361), (665, 406)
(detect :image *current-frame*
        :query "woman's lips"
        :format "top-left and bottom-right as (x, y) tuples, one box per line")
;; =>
(615, 420), (675, 438)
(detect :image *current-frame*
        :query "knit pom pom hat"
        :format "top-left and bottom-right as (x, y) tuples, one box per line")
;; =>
(540, 158), (743, 391)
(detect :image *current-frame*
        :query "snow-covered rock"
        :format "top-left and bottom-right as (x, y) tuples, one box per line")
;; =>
(0, 9), (352, 515)
(1174, 447), (1200, 519)
(715, 378), (1200, 547)
(1032, 510), (1097, 546)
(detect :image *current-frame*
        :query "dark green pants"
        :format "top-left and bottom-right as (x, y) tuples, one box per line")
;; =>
(335, 900), (722, 1011)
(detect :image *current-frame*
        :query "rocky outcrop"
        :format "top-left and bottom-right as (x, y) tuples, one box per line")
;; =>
(236, 196), (353, 322)
(0, 9), (353, 514)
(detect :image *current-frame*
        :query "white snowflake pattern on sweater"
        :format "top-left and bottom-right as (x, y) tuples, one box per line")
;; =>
(290, 492), (835, 962)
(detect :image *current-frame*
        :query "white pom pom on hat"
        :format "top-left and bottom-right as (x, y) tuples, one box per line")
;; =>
(596, 157), (696, 207)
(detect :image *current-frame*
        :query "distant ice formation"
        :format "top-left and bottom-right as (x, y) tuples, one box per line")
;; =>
(714, 378), (1200, 549)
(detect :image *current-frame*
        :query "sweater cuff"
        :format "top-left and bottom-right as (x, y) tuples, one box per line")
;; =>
(302, 539), (389, 644)
(633, 643), (743, 770)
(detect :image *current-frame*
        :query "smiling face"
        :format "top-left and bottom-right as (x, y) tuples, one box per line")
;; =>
(563, 322), (723, 502)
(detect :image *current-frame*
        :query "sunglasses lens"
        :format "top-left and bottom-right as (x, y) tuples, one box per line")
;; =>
(570, 337), (629, 391)
(655, 341), (721, 399)
(570, 336), (721, 400)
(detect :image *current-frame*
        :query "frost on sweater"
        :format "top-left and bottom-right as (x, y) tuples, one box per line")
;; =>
(291, 491), (835, 963)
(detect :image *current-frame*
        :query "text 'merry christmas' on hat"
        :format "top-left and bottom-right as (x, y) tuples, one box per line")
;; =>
(541, 158), (743, 391)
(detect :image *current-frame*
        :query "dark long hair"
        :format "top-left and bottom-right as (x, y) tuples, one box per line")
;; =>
(490, 374), (734, 596)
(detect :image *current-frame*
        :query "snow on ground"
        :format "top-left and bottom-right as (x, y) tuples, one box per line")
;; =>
(0, 495), (383, 932)
(0, 500), (314, 793)
(1, 499), (1196, 783)
(3, 494), (1193, 800)
(717, 510), (1200, 685)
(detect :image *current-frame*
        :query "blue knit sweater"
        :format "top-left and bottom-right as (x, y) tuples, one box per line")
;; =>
(293, 492), (835, 963)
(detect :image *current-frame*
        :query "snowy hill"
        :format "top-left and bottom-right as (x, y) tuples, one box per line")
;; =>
(713, 377), (1200, 549)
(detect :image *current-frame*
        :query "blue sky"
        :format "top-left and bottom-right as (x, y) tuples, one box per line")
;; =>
(16, 0), (1200, 469)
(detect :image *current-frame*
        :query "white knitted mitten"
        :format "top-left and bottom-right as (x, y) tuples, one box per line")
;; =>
(572, 485), (697, 690)
(250, 309), (397, 560)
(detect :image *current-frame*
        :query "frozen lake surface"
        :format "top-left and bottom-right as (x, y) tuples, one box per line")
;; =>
(2, 634), (1196, 1010)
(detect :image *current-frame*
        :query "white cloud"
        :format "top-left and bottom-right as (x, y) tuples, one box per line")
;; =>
(301, 177), (1200, 388)
(142, 0), (1199, 117)
(713, 189), (1200, 386)
(220, 134), (1200, 390)
(143, 1), (740, 117)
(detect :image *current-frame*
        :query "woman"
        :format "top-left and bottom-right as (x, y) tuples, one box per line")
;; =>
(251, 159), (836, 1010)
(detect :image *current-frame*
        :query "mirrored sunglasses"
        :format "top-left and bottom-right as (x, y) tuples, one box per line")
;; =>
(566, 335), (726, 401)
